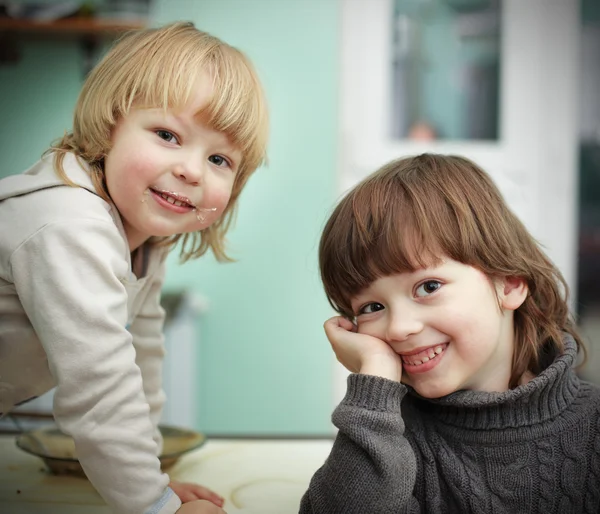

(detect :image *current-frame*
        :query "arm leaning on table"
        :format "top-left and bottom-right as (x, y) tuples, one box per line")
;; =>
(128, 249), (169, 454)
(129, 254), (225, 507)
(299, 373), (420, 514)
(10, 219), (181, 514)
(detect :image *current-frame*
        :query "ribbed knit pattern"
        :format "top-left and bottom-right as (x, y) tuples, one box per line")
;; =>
(299, 335), (600, 513)
(586, 412), (600, 513)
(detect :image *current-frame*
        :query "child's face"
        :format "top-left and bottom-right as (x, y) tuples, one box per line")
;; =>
(104, 79), (241, 251)
(350, 259), (525, 397)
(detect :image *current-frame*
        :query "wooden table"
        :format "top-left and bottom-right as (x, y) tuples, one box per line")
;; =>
(0, 435), (333, 513)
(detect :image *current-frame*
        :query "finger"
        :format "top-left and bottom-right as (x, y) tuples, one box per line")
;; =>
(326, 315), (353, 330)
(188, 485), (225, 507)
(324, 316), (353, 338)
(183, 500), (227, 513)
(179, 489), (200, 503)
(323, 316), (341, 331)
(338, 316), (357, 332)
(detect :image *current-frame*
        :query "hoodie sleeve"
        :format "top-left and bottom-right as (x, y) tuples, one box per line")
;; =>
(10, 219), (181, 514)
(128, 251), (169, 455)
(299, 374), (420, 514)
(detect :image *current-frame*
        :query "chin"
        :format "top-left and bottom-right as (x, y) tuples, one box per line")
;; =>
(145, 224), (188, 238)
(409, 380), (457, 399)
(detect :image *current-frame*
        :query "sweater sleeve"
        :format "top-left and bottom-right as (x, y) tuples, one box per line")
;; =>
(10, 220), (181, 514)
(128, 252), (168, 455)
(299, 373), (420, 514)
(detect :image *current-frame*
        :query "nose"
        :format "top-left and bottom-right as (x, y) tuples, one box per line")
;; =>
(172, 156), (205, 186)
(384, 306), (424, 343)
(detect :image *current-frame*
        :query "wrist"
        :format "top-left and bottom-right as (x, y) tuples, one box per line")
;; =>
(359, 355), (402, 382)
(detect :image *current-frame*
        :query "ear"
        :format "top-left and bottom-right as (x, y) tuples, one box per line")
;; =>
(498, 276), (528, 311)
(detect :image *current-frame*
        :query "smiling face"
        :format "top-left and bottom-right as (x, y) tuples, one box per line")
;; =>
(104, 78), (242, 251)
(350, 259), (527, 397)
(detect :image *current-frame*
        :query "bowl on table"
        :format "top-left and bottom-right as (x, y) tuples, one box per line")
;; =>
(15, 424), (206, 477)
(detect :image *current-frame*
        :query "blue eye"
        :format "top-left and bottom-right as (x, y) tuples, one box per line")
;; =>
(415, 280), (441, 297)
(359, 302), (385, 315)
(156, 130), (178, 144)
(208, 154), (230, 168)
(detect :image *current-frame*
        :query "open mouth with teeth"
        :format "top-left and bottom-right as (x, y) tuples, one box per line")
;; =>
(401, 343), (449, 369)
(148, 188), (196, 212)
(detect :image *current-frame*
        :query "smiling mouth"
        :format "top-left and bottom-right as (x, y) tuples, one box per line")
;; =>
(150, 188), (196, 209)
(400, 343), (448, 367)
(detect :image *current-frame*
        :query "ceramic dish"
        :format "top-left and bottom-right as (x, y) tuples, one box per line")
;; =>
(16, 424), (206, 477)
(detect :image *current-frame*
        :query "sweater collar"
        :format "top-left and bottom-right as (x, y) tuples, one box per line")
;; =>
(409, 334), (581, 429)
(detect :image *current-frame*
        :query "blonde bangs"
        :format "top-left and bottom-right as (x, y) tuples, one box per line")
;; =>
(75, 22), (268, 168)
(116, 41), (214, 116)
(54, 22), (269, 263)
(175, 44), (268, 263)
(121, 30), (269, 178)
(202, 46), (269, 179)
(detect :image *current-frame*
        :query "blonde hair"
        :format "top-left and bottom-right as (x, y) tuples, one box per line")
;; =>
(319, 154), (584, 388)
(49, 21), (269, 262)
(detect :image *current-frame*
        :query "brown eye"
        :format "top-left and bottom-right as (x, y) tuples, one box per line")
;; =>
(415, 280), (441, 297)
(359, 302), (385, 315)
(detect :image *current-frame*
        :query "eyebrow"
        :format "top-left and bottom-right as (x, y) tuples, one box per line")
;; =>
(170, 112), (194, 131)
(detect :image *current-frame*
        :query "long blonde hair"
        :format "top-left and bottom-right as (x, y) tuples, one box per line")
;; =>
(50, 21), (269, 262)
(319, 154), (584, 388)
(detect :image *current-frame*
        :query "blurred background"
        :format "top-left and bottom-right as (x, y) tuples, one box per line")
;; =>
(0, 0), (598, 438)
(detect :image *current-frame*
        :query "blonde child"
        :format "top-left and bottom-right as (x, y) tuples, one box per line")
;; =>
(0, 22), (268, 514)
(300, 154), (600, 513)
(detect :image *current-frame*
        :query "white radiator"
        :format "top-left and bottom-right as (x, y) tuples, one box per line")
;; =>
(162, 291), (208, 427)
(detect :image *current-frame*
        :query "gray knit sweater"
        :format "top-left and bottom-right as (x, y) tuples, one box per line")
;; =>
(300, 336), (600, 513)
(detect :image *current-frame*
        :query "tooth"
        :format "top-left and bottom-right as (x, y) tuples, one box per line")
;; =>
(421, 356), (429, 363)
(174, 200), (183, 207)
(167, 197), (175, 204)
(413, 360), (422, 365)
(428, 350), (435, 359)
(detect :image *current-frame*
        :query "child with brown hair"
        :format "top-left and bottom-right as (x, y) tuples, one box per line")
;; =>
(300, 154), (600, 513)
(0, 22), (268, 514)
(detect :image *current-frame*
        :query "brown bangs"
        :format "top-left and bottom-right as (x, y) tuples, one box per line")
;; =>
(319, 153), (585, 388)
(320, 154), (517, 318)
(320, 177), (438, 318)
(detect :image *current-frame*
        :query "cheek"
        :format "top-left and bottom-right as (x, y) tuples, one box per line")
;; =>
(357, 321), (385, 341)
(444, 309), (503, 358)
(106, 151), (154, 194)
(205, 179), (235, 210)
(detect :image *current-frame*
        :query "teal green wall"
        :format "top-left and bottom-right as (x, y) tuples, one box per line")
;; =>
(0, 41), (82, 173)
(0, 0), (338, 435)
(154, 0), (338, 435)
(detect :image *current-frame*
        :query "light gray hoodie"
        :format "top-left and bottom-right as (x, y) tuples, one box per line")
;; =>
(0, 153), (181, 514)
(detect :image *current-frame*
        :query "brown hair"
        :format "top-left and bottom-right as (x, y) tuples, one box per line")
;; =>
(48, 21), (269, 262)
(319, 154), (584, 387)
